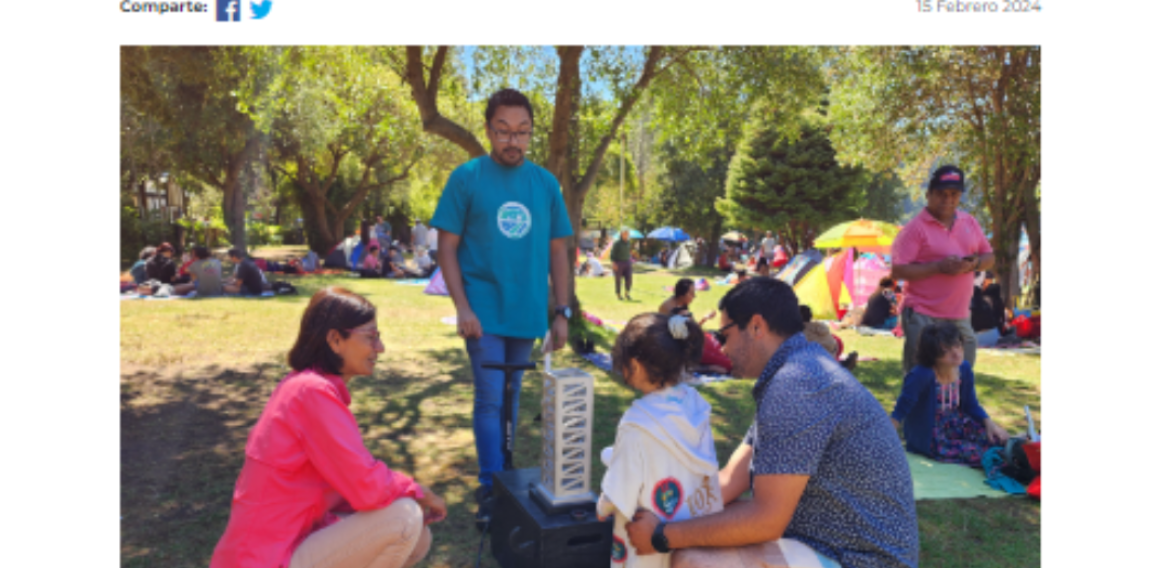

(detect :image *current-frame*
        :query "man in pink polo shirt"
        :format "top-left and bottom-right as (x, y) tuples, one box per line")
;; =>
(891, 165), (994, 373)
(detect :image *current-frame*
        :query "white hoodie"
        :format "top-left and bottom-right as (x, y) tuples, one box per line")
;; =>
(597, 383), (723, 568)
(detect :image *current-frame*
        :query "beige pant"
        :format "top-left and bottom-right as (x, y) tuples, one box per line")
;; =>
(290, 498), (431, 568)
(672, 538), (840, 568)
(901, 306), (977, 374)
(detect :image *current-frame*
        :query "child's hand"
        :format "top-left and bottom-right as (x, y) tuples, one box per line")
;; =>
(596, 494), (616, 522)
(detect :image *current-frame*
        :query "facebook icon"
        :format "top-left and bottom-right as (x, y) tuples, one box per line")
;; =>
(216, 0), (241, 21)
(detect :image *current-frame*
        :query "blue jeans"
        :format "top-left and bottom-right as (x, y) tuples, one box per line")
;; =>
(465, 333), (536, 489)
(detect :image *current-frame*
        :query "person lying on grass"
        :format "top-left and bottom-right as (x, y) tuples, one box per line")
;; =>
(891, 321), (1010, 467)
(211, 286), (447, 568)
(597, 313), (723, 568)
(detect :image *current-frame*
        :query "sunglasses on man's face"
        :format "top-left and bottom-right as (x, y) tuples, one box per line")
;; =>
(713, 322), (739, 346)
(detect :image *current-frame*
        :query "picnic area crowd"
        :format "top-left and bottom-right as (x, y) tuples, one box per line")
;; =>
(130, 89), (1037, 568)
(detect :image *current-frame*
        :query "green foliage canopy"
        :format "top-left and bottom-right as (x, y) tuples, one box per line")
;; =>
(718, 108), (867, 255)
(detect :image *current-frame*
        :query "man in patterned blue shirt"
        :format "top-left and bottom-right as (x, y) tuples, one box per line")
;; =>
(627, 278), (918, 567)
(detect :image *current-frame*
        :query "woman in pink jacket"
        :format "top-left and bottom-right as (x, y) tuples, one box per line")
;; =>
(211, 286), (447, 568)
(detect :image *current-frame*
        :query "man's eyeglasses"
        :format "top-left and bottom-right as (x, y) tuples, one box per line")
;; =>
(345, 327), (383, 344)
(713, 322), (739, 346)
(489, 126), (533, 143)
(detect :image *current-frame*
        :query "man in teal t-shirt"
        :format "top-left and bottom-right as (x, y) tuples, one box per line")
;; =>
(430, 88), (573, 530)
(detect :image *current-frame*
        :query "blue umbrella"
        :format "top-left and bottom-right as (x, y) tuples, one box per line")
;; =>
(647, 226), (691, 242)
(617, 227), (645, 239)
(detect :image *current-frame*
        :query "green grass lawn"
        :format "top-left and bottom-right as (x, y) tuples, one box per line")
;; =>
(121, 251), (1040, 567)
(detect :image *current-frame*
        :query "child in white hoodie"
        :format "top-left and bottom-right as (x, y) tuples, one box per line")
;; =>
(597, 313), (724, 568)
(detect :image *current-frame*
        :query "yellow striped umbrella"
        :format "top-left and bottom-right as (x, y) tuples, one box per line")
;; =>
(813, 219), (901, 252)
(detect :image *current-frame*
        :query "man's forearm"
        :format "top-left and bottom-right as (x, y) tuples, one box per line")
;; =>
(437, 245), (471, 312)
(664, 500), (783, 549)
(550, 242), (569, 306)
(891, 262), (938, 282)
(974, 253), (995, 273)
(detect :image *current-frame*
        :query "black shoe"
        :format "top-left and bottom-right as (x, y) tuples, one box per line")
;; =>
(474, 485), (494, 533)
(841, 351), (859, 371)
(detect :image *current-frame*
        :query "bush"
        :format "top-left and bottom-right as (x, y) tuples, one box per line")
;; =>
(121, 207), (178, 268)
(246, 222), (283, 248)
(177, 217), (231, 250)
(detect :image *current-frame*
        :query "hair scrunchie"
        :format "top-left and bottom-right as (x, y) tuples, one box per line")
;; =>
(668, 314), (690, 340)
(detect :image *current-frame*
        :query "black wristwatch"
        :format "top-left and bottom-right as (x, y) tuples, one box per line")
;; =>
(555, 305), (572, 320)
(651, 521), (672, 553)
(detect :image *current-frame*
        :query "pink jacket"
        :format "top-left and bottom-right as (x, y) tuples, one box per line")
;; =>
(210, 370), (423, 568)
(361, 253), (381, 271)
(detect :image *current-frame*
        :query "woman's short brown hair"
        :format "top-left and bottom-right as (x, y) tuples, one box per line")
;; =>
(288, 286), (377, 375)
(611, 313), (704, 389)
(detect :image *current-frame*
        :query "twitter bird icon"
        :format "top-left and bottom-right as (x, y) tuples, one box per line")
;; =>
(251, 0), (272, 19)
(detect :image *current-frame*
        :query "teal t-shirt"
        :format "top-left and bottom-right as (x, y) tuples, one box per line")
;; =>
(430, 156), (574, 339)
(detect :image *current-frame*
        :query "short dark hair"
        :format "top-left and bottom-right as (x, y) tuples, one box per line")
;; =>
(799, 305), (813, 323)
(193, 246), (211, 260)
(139, 246), (156, 261)
(228, 248), (245, 260)
(673, 278), (695, 299)
(157, 242), (174, 254)
(879, 277), (895, 289)
(485, 88), (534, 125)
(916, 322), (964, 368)
(718, 277), (804, 337)
(611, 313), (703, 389)
(288, 287), (378, 375)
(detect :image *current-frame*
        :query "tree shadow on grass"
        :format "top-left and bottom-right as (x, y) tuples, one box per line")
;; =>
(121, 345), (529, 568)
(121, 362), (285, 568)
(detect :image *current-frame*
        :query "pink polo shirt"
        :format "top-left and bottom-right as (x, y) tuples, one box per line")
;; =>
(210, 369), (424, 568)
(891, 209), (991, 320)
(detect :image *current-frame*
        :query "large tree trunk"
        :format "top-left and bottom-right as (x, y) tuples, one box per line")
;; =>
(223, 172), (247, 253)
(705, 222), (723, 267)
(221, 136), (261, 252)
(549, 47), (586, 315)
(298, 191), (340, 255)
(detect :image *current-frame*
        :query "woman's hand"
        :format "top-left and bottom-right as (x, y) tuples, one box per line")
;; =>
(415, 485), (447, 525)
(985, 419), (1010, 445)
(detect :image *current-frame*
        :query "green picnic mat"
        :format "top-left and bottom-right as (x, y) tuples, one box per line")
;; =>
(905, 451), (1007, 500)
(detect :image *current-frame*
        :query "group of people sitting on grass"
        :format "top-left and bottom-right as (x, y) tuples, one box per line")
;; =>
(355, 239), (435, 280)
(208, 276), (1014, 568)
(126, 242), (273, 297)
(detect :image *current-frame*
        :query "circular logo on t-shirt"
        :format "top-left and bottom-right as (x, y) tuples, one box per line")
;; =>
(611, 535), (628, 563)
(652, 477), (684, 520)
(497, 202), (532, 239)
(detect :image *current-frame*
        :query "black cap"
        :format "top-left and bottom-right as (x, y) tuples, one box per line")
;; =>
(928, 165), (965, 192)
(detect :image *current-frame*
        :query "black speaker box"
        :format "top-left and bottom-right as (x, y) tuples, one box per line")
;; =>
(491, 468), (613, 568)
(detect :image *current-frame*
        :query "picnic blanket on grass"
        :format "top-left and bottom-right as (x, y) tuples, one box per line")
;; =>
(905, 451), (1009, 500)
(980, 339), (1041, 356)
(395, 279), (431, 286)
(121, 291), (275, 301)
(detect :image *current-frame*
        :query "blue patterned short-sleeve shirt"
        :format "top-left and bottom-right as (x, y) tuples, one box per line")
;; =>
(744, 333), (919, 568)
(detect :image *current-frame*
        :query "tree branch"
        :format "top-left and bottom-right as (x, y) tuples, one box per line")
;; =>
(427, 46), (448, 104)
(405, 46), (486, 157)
(575, 46), (665, 194)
